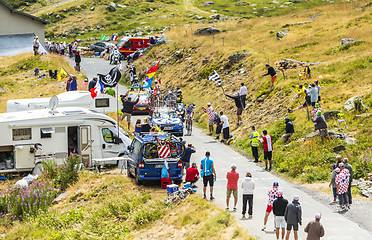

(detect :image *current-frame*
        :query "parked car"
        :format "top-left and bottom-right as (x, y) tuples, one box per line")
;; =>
(126, 134), (183, 185)
(149, 107), (183, 136)
(117, 37), (151, 58)
(90, 42), (115, 53)
(125, 91), (151, 114)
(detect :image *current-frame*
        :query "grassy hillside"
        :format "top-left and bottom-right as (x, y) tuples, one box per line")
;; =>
(1, 173), (254, 239)
(133, 0), (372, 182)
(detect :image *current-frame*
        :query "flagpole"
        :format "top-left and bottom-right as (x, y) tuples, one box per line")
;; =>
(116, 63), (122, 142)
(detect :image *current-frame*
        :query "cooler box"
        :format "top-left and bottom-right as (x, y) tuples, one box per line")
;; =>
(95, 52), (99, 56)
(167, 184), (179, 194)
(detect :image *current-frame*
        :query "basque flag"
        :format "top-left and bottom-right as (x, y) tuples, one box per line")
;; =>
(90, 80), (104, 99)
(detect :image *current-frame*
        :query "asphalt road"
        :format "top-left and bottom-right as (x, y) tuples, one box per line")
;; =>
(72, 57), (372, 240)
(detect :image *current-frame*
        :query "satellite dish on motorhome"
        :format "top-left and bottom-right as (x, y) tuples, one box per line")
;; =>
(49, 96), (59, 111)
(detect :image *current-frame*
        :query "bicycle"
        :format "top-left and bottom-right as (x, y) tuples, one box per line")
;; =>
(141, 135), (186, 159)
(164, 187), (196, 209)
(185, 116), (193, 136)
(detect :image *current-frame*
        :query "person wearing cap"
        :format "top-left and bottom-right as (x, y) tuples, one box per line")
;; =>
(200, 151), (216, 200)
(337, 163), (350, 210)
(284, 195), (302, 240)
(180, 143), (196, 174)
(259, 130), (273, 171)
(120, 94), (140, 130)
(219, 111), (230, 143)
(225, 92), (244, 125)
(282, 117), (295, 144)
(159, 31), (166, 42)
(311, 102), (322, 119)
(239, 82), (248, 109)
(202, 103), (214, 135)
(328, 163), (339, 204)
(311, 110), (329, 142)
(213, 112), (222, 140)
(185, 162), (200, 188)
(226, 164), (239, 211)
(304, 213), (325, 240)
(241, 172), (255, 219)
(249, 126), (260, 163)
(262, 182), (279, 231)
(343, 158), (353, 205)
(273, 190), (289, 240)
(33, 36), (39, 55)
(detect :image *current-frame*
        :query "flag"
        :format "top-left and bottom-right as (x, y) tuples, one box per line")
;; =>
(57, 68), (68, 81)
(90, 80), (104, 99)
(208, 70), (221, 86)
(98, 66), (122, 87)
(142, 76), (151, 89)
(143, 60), (160, 88)
(111, 35), (118, 41)
(101, 34), (107, 41)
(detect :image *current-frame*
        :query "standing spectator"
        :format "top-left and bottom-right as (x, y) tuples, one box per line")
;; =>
(68, 76), (78, 91)
(219, 111), (230, 143)
(241, 172), (255, 219)
(284, 195), (302, 240)
(329, 164), (338, 204)
(214, 112), (222, 140)
(75, 51), (81, 72)
(56, 42), (60, 54)
(311, 111), (329, 142)
(226, 164), (239, 211)
(259, 130), (273, 171)
(202, 103), (214, 135)
(289, 84), (309, 113)
(338, 162), (350, 210)
(304, 213), (325, 240)
(314, 80), (321, 102)
(249, 126), (260, 163)
(239, 83), (248, 109)
(60, 42), (65, 55)
(72, 40), (78, 55)
(273, 190), (288, 240)
(262, 182), (279, 231)
(88, 77), (98, 92)
(185, 162), (200, 187)
(120, 94), (139, 130)
(180, 144), (196, 174)
(225, 92), (243, 125)
(343, 158), (353, 205)
(68, 42), (73, 58)
(33, 36), (39, 55)
(134, 119), (142, 135)
(262, 64), (277, 91)
(200, 151), (216, 200)
(309, 83), (319, 107)
(311, 103), (322, 119)
(282, 117), (295, 143)
(141, 118), (151, 133)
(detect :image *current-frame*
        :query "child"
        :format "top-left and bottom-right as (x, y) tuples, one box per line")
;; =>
(134, 119), (142, 135)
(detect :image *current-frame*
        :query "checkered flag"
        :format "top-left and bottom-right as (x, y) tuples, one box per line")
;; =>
(208, 70), (222, 86)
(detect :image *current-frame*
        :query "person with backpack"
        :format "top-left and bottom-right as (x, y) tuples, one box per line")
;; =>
(259, 130), (273, 171)
(200, 151), (216, 200)
(284, 195), (302, 240)
(273, 190), (289, 240)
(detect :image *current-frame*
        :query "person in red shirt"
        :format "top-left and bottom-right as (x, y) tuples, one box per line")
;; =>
(259, 130), (273, 171)
(185, 162), (200, 187)
(226, 164), (239, 211)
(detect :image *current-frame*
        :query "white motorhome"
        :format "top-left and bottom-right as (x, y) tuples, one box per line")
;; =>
(6, 91), (122, 114)
(0, 107), (131, 174)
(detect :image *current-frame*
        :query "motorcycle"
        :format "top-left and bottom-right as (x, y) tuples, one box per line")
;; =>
(176, 103), (186, 122)
(110, 51), (121, 65)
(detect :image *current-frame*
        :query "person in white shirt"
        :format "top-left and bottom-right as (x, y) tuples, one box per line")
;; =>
(219, 111), (229, 143)
(241, 172), (255, 219)
(239, 82), (248, 109)
(33, 36), (39, 55)
(160, 31), (165, 42)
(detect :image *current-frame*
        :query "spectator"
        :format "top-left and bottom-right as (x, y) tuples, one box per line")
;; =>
(226, 164), (239, 211)
(214, 112), (222, 140)
(273, 190), (288, 240)
(249, 126), (260, 163)
(68, 76), (78, 91)
(311, 111), (329, 142)
(289, 84), (310, 113)
(314, 80), (321, 102)
(68, 42), (73, 58)
(120, 94), (139, 130)
(60, 42), (65, 55)
(219, 111), (230, 143)
(72, 40), (78, 55)
(259, 130), (273, 171)
(262, 182), (279, 231)
(284, 195), (302, 240)
(343, 158), (353, 205)
(311, 103), (322, 119)
(329, 164), (338, 204)
(304, 212), (325, 240)
(33, 36), (39, 55)
(338, 163), (350, 210)
(75, 51), (81, 72)
(141, 118), (151, 133)
(225, 92), (243, 126)
(309, 83), (319, 107)
(202, 103), (214, 135)
(134, 119), (142, 135)
(88, 77), (98, 92)
(185, 162), (200, 187)
(262, 64), (277, 91)
(105, 88), (115, 97)
(282, 117), (294, 144)
(159, 31), (166, 42)
(180, 143), (196, 174)
(200, 151), (216, 200)
(239, 83), (248, 109)
(241, 172), (255, 219)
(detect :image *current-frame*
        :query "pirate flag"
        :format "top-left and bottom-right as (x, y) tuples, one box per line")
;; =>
(98, 66), (122, 88)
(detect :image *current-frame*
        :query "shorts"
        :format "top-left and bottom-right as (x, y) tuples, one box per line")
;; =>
(208, 119), (214, 126)
(318, 95), (321, 102)
(33, 46), (38, 51)
(216, 125), (222, 134)
(287, 223), (299, 231)
(223, 127), (230, 139)
(271, 75), (277, 83)
(182, 161), (190, 170)
(311, 102), (316, 107)
(226, 188), (238, 198)
(264, 151), (272, 160)
(319, 129), (328, 137)
(266, 205), (273, 213)
(122, 112), (132, 122)
(188, 176), (198, 183)
(275, 216), (286, 228)
(237, 107), (243, 115)
(203, 174), (214, 187)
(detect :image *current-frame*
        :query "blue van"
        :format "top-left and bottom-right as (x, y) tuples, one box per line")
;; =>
(126, 133), (183, 185)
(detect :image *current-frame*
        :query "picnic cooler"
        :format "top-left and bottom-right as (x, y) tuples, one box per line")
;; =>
(167, 184), (179, 194)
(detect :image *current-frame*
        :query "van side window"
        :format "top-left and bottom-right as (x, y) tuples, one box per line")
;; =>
(102, 128), (117, 143)
(13, 128), (32, 141)
(133, 140), (142, 156)
(123, 41), (133, 48)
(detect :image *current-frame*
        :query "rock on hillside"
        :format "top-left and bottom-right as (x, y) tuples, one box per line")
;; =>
(194, 27), (220, 36)
(341, 38), (360, 47)
(228, 52), (249, 63)
(201, 1), (215, 6)
(344, 96), (367, 112)
(275, 59), (320, 70)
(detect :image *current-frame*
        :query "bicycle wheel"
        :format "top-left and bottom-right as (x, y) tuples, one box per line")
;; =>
(141, 143), (158, 159)
(174, 141), (186, 158)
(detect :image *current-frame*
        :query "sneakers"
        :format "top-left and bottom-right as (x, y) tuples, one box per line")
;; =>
(262, 226), (266, 231)
(240, 121), (243, 125)
(233, 207), (237, 212)
(329, 200), (337, 205)
(226, 207), (229, 211)
(248, 215), (253, 219)
(269, 167), (272, 171)
(254, 160), (259, 163)
(215, 136), (220, 140)
(203, 195), (207, 199)
(210, 196), (215, 200)
(264, 167), (268, 171)
(207, 133), (212, 135)
(241, 215), (247, 220)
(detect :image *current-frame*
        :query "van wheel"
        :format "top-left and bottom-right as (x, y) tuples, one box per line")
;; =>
(135, 172), (143, 185)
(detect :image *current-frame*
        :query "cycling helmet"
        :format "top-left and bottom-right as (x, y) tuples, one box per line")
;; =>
(273, 182), (279, 187)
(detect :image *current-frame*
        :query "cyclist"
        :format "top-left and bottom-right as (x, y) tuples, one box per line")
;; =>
(186, 104), (195, 129)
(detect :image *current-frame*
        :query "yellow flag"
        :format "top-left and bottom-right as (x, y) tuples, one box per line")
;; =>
(57, 68), (68, 81)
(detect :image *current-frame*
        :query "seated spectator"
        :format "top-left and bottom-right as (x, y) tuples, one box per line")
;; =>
(185, 162), (200, 187)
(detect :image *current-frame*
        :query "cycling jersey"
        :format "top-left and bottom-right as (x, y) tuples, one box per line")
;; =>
(186, 107), (194, 118)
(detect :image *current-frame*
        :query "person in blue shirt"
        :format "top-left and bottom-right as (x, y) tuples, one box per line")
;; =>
(200, 151), (216, 200)
(186, 104), (195, 128)
(180, 143), (196, 174)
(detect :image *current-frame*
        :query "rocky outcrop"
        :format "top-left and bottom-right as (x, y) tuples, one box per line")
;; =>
(356, 180), (372, 198)
(354, 113), (372, 119)
(275, 59), (321, 70)
(201, 1), (214, 6)
(323, 110), (341, 121)
(236, 1), (247, 5)
(345, 137), (358, 145)
(341, 38), (360, 47)
(209, 14), (220, 20)
(344, 96), (367, 112)
(276, 31), (288, 40)
(228, 52), (249, 63)
(194, 27), (220, 36)
(108, 2), (117, 11)
(333, 145), (346, 153)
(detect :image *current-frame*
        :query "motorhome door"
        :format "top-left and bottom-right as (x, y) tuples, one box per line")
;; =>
(79, 126), (92, 166)
(14, 145), (35, 169)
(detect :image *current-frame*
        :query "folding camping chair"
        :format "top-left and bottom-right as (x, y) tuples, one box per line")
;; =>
(337, 113), (347, 131)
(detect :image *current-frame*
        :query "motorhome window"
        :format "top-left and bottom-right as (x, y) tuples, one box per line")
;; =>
(123, 41), (133, 48)
(40, 127), (53, 138)
(95, 98), (110, 108)
(12, 128), (31, 141)
(102, 128), (117, 143)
